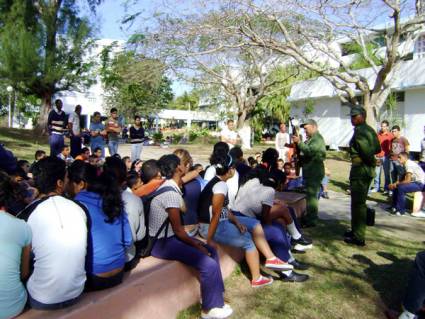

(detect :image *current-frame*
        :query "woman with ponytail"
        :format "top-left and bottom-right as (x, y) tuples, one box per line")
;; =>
(68, 161), (132, 291)
(198, 152), (293, 288)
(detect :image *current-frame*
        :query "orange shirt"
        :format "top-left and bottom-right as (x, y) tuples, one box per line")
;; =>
(377, 131), (393, 157)
(132, 179), (164, 197)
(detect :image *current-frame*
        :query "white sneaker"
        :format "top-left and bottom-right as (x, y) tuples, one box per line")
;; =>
(411, 211), (425, 218)
(294, 243), (313, 251)
(201, 305), (233, 319)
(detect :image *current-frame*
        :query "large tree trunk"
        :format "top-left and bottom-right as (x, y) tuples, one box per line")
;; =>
(35, 92), (53, 135)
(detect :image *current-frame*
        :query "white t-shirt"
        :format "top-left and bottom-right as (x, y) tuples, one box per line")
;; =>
(405, 159), (425, 184)
(210, 181), (230, 221)
(275, 132), (290, 150)
(204, 166), (239, 210)
(68, 112), (81, 136)
(234, 178), (275, 218)
(122, 188), (145, 261)
(221, 127), (238, 148)
(27, 196), (87, 304)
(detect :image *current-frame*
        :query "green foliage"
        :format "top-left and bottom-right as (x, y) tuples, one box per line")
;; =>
(0, 0), (98, 126)
(303, 99), (315, 117)
(100, 47), (174, 119)
(169, 91), (200, 110)
(152, 131), (164, 143)
(341, 41), (383, 70)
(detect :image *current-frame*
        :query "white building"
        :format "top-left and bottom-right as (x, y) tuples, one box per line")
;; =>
(288, 58), (425, 152)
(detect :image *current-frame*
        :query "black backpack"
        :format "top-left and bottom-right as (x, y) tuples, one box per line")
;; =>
(137, 186), (177, 258)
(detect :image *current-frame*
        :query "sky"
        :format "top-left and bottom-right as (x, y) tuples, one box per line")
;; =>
(84, 0), (192, 96)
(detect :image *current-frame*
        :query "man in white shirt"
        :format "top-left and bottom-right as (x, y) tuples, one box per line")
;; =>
(18, 156), (87, 309)
(389, 152), (425, 216)
(275, 123), (290, 162)
(68, 104), (82, 158)
(220, 120), (239, 149)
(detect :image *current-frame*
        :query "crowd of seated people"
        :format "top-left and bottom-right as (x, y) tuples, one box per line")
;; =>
(0, 141), (321, 319)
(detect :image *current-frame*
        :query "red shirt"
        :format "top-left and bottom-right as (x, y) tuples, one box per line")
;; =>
(377, 131), (393, 157)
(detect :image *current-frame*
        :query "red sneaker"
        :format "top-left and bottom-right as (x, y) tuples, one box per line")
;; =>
(251, 275), (273, 288)
(265, 257), (294, 270)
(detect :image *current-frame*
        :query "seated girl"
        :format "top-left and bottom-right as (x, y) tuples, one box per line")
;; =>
(68, 161), (133, 291)
(198, 153), (293, 288)
(150, 154), (233, 319)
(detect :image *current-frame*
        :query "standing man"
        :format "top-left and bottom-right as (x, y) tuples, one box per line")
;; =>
(344, 106), (380, 246)
(129, 115), (145, 162)
(275, 123), (290, 162)
(419, 126), (425, 172)
(389, 125), (410, 186)
(292, 119), (326, 227)
(47, 99), (67, 157)
(106, 108), (121, 156)
(220, 119), (239, 149)
(68, 105), (82, 158)
(371, 120), (393, 193)
(89, 112), (106, 158)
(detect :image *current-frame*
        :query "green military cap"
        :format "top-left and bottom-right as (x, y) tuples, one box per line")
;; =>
(349, 105), (366, 116)
(300, 119), (317, 128)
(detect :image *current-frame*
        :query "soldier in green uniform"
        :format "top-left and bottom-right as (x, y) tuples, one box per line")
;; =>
(344, 106), (381, 246)
(292, 119), (326, 227)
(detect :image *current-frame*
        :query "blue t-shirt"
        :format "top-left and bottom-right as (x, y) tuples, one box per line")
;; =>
(75, 191), (132, 275)
(89, 122), (105, 146)
(0, 212), (31, 319)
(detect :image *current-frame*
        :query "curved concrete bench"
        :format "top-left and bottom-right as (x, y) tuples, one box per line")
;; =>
(18, 245), (244, 319)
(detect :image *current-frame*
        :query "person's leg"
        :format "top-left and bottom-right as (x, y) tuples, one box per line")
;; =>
(383, 156), (391, 191)
(262, 223), (291, 262)
(395, 183), (424, 214)
(373, 163), (382, 191)
(390, 160), (397, 184)
(303, 178), (322, 225)
(50, 134), (63, 157)
(403, 251), (425, 315)
(151, 236), (224, 310)
(350, 177), (372, 241)
(130, 144), (137, 162)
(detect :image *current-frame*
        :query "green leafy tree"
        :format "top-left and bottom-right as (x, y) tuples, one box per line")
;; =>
(0, 0), (99, 131)
(169, 91), (200, 110)
(100, 47), (174, 119)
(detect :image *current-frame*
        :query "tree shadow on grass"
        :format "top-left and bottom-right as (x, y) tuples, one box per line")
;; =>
(353, 252), (413, 312)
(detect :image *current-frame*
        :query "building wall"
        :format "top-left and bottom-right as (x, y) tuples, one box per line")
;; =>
(404, 88), (425, 152)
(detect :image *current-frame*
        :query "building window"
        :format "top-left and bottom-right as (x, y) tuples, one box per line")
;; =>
(415, 34), (425, 58)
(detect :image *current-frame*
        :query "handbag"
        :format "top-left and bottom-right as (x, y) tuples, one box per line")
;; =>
(139, 218), (169, 258)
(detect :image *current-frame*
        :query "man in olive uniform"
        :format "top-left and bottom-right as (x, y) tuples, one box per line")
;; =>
(344, 106), (381, 246)
(292, 119), (326, 227)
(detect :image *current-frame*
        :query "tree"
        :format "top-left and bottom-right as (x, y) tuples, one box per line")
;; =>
(224, 0), (425, 127)
(100, 46), (173, 119)
(169, 91), (200, 110)
(0, 0), (100, 131)
(137, 8), (300, 131)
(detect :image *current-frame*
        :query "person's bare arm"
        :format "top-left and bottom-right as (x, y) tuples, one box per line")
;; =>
(20, 245), (31, 281)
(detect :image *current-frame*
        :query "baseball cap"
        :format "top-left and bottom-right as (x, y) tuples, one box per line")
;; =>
(300, 119), (317, 128)
(349, 105), (366, 117)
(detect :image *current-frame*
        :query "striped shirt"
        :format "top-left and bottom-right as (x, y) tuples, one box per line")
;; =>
(48, 110), (67, 135)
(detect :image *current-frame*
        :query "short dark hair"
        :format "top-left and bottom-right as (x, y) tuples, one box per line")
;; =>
(283, 162), (292, 168)
(158, 154), (180, 179)
(381, 120), (389, 126)
(134, 115), (141, 121)
(110, 108), (118, 114)
(391, 125), (400, 131)
(35, 150), (46, 160)
(227, 119), (234, 124)
(34, 156), (66, 194)
(75, 104), (82, 111)
(141, 159), (160, 183)
(229, 146), (243, 161)
(61, 144), (70, 151)
(104, 156), (127, 185)
(94, 147), (102, 153)
(93, 111), (101, 117)
(0, 170), (18, 209)
(80, 147), (90, 155)
(127, 171), (141, 189)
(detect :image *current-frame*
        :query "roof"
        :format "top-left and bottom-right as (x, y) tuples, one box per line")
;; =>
(153, 109), (219, 121)
(288, 58), (425, 101)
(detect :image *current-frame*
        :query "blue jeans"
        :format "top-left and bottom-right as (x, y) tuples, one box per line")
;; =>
(390, 159), (405, 183)
(131, 143), (143, 162)
(392, 182), (424, 214)
(374, 156), (390, 191)
(199, 218), (257, 251)
(28, 293), (80, 310)
(49, 134), (64, 157)
(108, 140), (119, 156)
(152, 236), (224, 310)
(403, 251), (425, 314)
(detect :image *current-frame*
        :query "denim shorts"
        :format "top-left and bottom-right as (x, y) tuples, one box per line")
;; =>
(199, 218), (258, 252)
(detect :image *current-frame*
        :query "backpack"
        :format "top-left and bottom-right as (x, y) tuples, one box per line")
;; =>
(137, 186), (177, 258)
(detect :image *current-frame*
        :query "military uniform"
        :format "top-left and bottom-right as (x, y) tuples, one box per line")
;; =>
(297, 121), (326, 225)
(349, 111), (381, 242)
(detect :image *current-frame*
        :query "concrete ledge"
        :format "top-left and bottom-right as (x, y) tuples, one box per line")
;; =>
(18, 244), (244, 319)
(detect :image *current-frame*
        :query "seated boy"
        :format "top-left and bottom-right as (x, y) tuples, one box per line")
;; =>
(57, 145), (73, 165)
(389, 152), (425, 216)
(282, 162), (303, 191)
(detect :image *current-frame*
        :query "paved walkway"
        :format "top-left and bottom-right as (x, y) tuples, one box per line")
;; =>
(319, 190), (425, 241)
